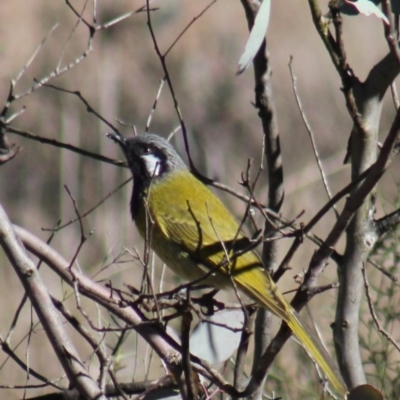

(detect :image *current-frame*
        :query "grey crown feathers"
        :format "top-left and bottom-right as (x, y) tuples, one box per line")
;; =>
(107, 133), (187, 180)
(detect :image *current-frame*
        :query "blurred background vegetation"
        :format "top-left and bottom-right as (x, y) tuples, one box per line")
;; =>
(0, 0), (399, 398)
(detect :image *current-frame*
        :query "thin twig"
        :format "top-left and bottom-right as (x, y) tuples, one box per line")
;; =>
(361, 264), (400, 352)
(59, 1), (90, 70)
(381, 0), (400, 67)
(7, 126), (124, 166)
(144, 0), (212, 183)
(164, 0), (218, 57)
(276, 166), (373, 277)
(181, 302), (196, 400)
(390, 83), (400, 110)
(63, 185), (91, 270)
(288, 57), (338, 218)
(2, 22), (59, 116)
(145, 78), (166, 133)
(368, 259), (400, 287)
(42, 177), (132, 232)
(0, 337), (64, 390)
(43, 84), (120, 133)
(0, 206), (105, 398)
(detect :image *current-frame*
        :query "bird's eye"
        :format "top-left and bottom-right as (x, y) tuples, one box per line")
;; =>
(142, 147), (152, 155)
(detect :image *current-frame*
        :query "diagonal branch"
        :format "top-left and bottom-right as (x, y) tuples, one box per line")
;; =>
(0, 204), (105, 399)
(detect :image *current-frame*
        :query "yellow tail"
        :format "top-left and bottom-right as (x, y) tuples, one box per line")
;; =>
(286, 310), (347, 397)
(236, 273), (348, 397)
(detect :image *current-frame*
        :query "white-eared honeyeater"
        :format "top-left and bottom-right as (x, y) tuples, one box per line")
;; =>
(107, 132), (347, 397)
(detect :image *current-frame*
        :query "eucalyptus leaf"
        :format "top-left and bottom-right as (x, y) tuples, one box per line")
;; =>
(190, 309), (245, 364)
(339, 0), (389, 23)
(237, 0), (271, 75)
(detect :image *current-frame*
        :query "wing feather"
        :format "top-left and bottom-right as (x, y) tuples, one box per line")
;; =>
(148, 171), (289, 319)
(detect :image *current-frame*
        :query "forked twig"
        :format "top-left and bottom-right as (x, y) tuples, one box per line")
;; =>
(7, 126), (123, 166)
(288, 57), (338, 218)
(42, 177), (132, 232)
(145, 78), (166, 133)
(164, 0), (218, 57)
(361, 264), (400, 352)
(145, 0), (215, 183)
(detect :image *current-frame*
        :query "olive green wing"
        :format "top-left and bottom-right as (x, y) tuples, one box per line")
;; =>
(149, 171), (290, 318)
(150, 171), (253, 267)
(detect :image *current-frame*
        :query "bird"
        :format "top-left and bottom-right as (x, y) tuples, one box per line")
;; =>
(107, 132), (348, 397)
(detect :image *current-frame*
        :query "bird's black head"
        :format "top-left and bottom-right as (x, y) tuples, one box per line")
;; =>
(107, 132), (188, 218)
(107, 133), (187, 183)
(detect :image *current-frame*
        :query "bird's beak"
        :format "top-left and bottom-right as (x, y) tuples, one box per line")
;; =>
(106, 132), (127, 149)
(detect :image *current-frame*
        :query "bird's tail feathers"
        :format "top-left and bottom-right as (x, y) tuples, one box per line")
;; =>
(286, 310), (347, 397)
(237, 278), (347, 397)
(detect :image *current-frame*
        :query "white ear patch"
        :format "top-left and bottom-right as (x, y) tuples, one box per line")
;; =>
(142, 153), (161, 176)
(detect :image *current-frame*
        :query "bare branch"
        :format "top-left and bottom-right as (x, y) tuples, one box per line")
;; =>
(381, 0), (400, 67)
(6, 126), (124, 166)
(0, 338), (64, 391)
(42, 178), (132, 232)
(164, 0), (217, 58)
(288, 57), (338, 217)
(0, 205), (105, 399)
(145, 78), (166, 133)
(12, 225), (183, 374)
(24, 376), (176, 400)
(361, 264), (400, 352)
(375, 208), (400, 237)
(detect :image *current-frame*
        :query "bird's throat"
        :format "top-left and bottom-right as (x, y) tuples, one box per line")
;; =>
(130, 180), (146, 220)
